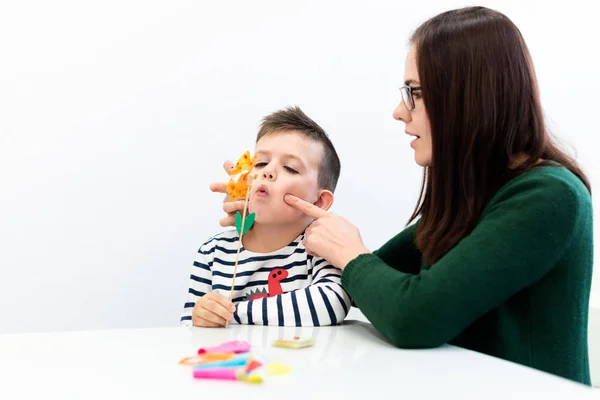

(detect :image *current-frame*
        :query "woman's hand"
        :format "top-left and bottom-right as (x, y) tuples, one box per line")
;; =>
(284, 194), (371, 269)
(209, 161), (245, 227)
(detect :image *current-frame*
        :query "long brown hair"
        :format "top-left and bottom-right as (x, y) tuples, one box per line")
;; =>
(408, 6), (591, 265)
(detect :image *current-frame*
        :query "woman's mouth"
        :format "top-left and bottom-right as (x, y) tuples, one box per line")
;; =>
(407, 132), (420, 147)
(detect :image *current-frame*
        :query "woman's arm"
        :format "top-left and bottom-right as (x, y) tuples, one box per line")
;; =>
(372, 222), (422, 275)
(285, 172), (591, 348)
(341, 175), (588, 348)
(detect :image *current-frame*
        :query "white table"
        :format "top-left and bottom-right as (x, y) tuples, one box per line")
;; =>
(0, 310), (597, 399)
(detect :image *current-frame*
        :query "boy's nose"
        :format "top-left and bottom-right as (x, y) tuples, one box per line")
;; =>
(262, 172), (275, 180)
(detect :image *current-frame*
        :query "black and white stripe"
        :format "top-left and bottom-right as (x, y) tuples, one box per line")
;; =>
(181, 229), (351, 327)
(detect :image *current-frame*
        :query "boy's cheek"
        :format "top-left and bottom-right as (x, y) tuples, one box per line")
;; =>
(279, 181), (314, 200)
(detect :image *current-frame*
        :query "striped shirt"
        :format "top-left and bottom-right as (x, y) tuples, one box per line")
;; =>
(181, 229), (352, 327)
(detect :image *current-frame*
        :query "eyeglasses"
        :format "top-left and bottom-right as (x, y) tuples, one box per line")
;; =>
(399, 85), (421, 111)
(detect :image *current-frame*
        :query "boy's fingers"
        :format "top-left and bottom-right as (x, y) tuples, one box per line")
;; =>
(200, 319), (222, 328)
(193, 314), (225, 327)
(191, 315), (207, 327)
(197, 307), (228, 325)
(219, 216), (235, 227)
(211, 294), (237, 313)
(220, 201), (244, 227)
(284, 194), (329, 219)
(223, 160), (234, 173)
(209, 160), (235, 193)
(223, 200), (245, 214)
(192, 303), (226, 326)
(210, 182), (228, 194)
(205, 299), (234, 321)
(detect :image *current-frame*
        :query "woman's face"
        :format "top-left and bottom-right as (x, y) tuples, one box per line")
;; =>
(392, 45), (433, 167)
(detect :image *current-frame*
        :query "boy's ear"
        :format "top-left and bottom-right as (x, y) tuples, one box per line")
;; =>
(313, 190), (334, 212)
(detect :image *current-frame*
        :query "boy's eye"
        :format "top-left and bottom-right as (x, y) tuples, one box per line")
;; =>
(255, 162), (267, 168)
(284, 166), (298, 174)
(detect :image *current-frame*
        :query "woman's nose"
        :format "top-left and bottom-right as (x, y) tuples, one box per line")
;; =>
(392, 100), (411, 122)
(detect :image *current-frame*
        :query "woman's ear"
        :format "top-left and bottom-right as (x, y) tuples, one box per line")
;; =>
(313, 190), (334, 212)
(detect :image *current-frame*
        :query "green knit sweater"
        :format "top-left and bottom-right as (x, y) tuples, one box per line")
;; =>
(341, 165), (593, 385)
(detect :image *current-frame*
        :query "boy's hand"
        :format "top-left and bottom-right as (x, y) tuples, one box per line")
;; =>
(192, 293), (237, 327)
(210, 161), (246, 227)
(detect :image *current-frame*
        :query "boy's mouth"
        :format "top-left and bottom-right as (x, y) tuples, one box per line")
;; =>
(256, 184), (269, 197)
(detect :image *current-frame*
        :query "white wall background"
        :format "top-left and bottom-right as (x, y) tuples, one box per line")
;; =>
(1, 0), (599, 335)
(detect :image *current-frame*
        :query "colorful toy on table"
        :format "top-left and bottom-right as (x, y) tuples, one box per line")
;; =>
(193, 354), (265, 384)
(265, 361), (292, 376)
(193, 354), (253, 369)
(272, 337), (315, 349)
(197, 340), (251, 355)
(193, 367), (263, 384)
(178, 340), (290, 384)
(178, 352), (235, 366)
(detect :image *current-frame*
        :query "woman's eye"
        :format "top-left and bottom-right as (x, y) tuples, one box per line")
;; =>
(284, 166), (299, 174)
(255, 162), (267, 168)
(413, 92), (422, 99)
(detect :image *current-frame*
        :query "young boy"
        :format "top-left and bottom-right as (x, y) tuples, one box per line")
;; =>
(180, 106), (351, 327)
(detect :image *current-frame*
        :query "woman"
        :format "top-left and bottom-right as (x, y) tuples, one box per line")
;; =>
(212, 7), (593, 385)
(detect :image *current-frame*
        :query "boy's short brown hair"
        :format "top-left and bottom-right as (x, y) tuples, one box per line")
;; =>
(256, 106), (341, 192)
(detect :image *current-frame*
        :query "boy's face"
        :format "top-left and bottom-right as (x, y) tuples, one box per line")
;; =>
(249, 130), (325, 226)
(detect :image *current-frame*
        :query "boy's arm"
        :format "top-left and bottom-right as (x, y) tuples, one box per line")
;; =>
(180, 242), (214, 327)
(233, 257), (351, 326)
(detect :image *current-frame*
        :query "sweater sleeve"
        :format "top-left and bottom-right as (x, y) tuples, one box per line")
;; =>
(341, 173), (585, 348)
(373, 221), (422, 275)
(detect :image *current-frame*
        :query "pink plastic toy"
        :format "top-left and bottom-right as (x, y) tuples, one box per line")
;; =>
(192, 366), (263, 383)
(197, 340), (251, 355)
(193, 368), (240, 380)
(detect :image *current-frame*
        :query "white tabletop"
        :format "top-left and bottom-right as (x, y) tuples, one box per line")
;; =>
(0, 310), (597, 399)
